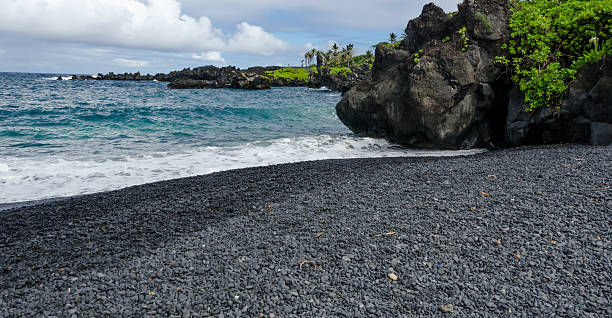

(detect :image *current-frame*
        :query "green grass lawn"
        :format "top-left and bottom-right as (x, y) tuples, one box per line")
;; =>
(264, 63), (363, 82)
(264, 68), (311, 81)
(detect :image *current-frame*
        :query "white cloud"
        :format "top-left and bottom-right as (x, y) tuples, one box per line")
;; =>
(180, 0), (462, 31)
(113, 58), (150, 68)
(192, 51), (225, 63)
(0, 0), (287, 56)
(228, 22), (289, 56)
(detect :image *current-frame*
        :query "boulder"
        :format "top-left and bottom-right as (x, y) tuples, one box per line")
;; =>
(336, 0), (511, 149)
(506, 61), (612, 146)
(231, 74), (271, 90)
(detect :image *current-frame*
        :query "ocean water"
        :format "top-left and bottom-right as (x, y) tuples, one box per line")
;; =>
(0, 72), (482, 204)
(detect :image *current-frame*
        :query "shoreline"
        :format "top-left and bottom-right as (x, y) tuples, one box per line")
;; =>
(1, 145), (610, 316)
(0, 197), (73, 212)
(0, 146), (486, 209)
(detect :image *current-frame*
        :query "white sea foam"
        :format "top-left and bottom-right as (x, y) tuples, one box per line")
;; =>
(46, 75), (75, 80)
(0, 135), (485, 204)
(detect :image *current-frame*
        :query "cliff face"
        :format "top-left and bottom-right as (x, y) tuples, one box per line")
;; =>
(336, 0), (511, 149)
(506, 61), (612, 146)
(336, 0), (612, 149)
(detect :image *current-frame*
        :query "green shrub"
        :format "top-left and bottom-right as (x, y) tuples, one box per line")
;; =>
(496, 0), (612, 111)
(376, 42), (394, 49)
(413, 49), (423, 63)
(458, 27), (469, 51)
(351, 52), (375, 67)
(330, 67), (352, 77)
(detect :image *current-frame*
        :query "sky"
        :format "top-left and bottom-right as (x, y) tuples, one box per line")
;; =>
(0, 0), (461, 74)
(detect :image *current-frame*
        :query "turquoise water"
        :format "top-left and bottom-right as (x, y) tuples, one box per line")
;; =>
(0, 73), (481, 203)
(1, 73), (347, 157)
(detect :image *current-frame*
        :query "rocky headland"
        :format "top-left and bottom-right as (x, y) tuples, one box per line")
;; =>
(70, 64), (370, 92)
(336, 0), (611, 149)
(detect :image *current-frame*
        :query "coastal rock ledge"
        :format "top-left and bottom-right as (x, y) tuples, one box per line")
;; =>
(336, 0), (611, 149)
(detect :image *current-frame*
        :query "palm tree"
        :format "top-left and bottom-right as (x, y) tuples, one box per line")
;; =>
(389, 32), (397, 44)
(315, 50), (324, 70)
(344, 43), (354, 68)
(309, 48), (317, 66)
(365, 50), (373, 60)
(304, 50), (315, 66)
(324, 50), (333, 68)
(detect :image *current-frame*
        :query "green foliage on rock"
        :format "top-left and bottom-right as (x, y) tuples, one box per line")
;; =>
(457, 27), (469, 51)
(376, 42), (394, 49)
(496, 0), (612, 111)
(265, 68), (311, 82)
(310, 66), (353, 77)
(351, 50), (375, 67)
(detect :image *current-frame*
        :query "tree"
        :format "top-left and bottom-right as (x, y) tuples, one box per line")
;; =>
(331, 42), (339, 54)
(323, 50), (333, 68)
(344, 43), (355, 68)
(309, 48), (317, 66)
(304, 48), (319, 66)
(304, 51), (313, 66)
(389, 32), (397, 44)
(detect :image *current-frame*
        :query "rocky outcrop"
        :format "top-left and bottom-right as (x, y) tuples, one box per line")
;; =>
(506, 61), (612, 146)
(231, 74), (271, 90)
(74, 65), (313, 90)
(167, 73), (271, 90)
(337, 0), (511, 149)
(167, 79), (228, 89)
(309, 64), (372, 93)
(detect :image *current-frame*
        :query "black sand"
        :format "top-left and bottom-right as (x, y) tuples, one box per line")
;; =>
(1, 145), (610, 317)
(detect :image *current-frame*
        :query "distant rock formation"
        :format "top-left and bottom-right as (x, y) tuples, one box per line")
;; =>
(73, 66), (309, 90)
(163, 67), (271, 90)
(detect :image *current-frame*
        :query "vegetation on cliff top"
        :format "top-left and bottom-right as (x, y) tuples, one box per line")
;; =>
(265, 45), (376, 82)
(497, 0), (611, 111)
(265, 68), (311, 82)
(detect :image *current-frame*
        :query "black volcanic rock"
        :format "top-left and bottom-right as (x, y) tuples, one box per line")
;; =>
(309, 64), (372, 93)
(337, 0), (511, 149)
(336, 0), (610, 149)
(168, 73), (272, 90)
(506, 60), (612, 146)
(231, 74), (271, 90)
(167, 79), (226, 89)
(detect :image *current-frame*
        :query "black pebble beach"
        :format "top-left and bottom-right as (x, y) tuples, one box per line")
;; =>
(1, 145), (610, 317)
